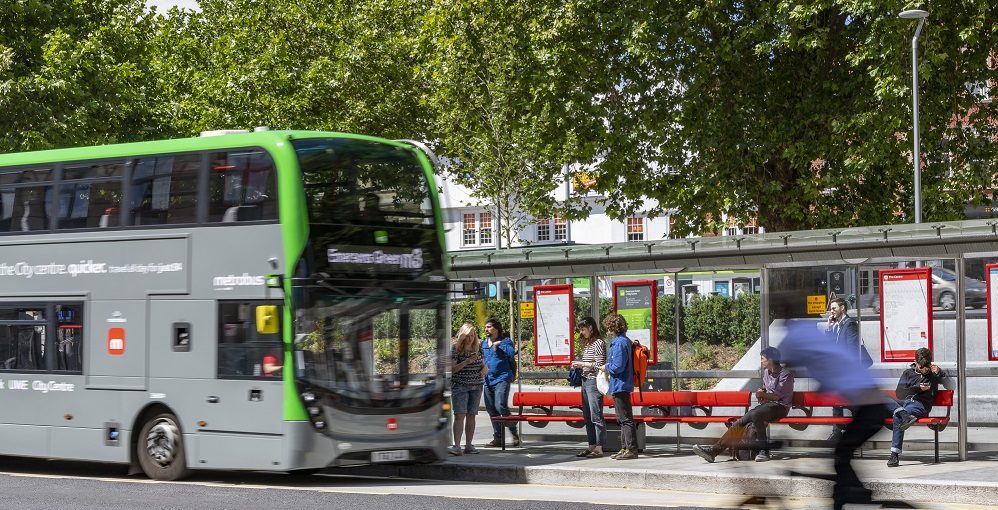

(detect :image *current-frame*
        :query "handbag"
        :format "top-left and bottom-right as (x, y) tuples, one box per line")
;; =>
(567, 367), (583, 387)
(596, 368), (611, 396)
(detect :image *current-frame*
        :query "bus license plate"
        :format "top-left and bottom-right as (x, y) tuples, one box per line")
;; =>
(371, 450), (410, 463)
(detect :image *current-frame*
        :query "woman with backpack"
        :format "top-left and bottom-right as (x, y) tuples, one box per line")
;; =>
(570, 316), (607, 458)
(601, 313), (638, 460)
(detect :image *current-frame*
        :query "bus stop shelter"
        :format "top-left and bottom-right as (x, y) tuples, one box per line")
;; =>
(447, 218), (998, 461)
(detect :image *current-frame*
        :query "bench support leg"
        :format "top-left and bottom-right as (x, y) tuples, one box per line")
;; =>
(934, 428), (939, 464)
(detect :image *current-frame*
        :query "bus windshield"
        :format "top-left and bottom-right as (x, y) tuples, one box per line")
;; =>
(295, 138), (433, 227)
(294, 138), (442, 279)
(293, 287), (447, 410)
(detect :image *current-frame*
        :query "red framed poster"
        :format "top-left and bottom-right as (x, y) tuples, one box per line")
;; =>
(612, 280), (658, 364)
(879, 267), (933, 362)
(987, 263), (998, 361)
(532, 284), (574, 365)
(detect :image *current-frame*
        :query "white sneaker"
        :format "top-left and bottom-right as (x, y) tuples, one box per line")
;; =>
(448, 445), (463, 456)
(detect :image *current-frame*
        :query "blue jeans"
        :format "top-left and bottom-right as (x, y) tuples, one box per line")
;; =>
(885, 398), (927, 453)
(484, 379), (516, 440)
(581, 378), (605, 446)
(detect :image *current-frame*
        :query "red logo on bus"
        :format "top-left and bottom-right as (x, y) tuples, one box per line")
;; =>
(386, 417), (398, 431)
(107, 328), (126, 355)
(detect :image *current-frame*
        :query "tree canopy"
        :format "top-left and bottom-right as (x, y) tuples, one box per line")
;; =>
(1, 0), (995, 236)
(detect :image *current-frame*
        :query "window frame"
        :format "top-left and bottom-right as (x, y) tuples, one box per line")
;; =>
(216, 299), (285, 380)
(460, 210), (495, 248)
(626, 217), (645, 242)
(0, 301), (84, 374)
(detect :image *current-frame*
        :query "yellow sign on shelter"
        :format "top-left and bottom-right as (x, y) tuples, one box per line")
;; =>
(519, 302), (535, 319)
(807, 295), (828, 315)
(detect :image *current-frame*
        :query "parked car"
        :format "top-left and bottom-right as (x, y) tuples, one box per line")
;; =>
(932, 267), (986, 311)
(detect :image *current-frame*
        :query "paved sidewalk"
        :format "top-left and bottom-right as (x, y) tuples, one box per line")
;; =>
(336, 440), (998, 506)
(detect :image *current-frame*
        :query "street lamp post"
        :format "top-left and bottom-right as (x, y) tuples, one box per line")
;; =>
(899, 9), (929, 224)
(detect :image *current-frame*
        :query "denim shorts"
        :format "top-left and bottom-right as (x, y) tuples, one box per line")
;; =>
(451, 382), (483, 414)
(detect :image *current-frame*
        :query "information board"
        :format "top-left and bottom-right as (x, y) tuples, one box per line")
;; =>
(533, 284), (573, 365)
(987, 264), (998, 361)
(613, 280), (658, 364)
(879, 268), (932, 362)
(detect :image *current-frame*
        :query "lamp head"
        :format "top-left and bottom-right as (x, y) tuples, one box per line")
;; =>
(899, 9), (929, 19)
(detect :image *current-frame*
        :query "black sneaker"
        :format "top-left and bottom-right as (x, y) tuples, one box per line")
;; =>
(692, 444), (716, 463)
(900, 413), (918, 431)
(887, 452), (900, 467)
(510, 435), (521, 447)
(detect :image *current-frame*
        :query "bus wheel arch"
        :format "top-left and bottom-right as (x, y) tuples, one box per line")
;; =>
(130, 404), (191, 481)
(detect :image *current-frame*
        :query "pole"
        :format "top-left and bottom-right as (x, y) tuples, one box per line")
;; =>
(911, 17), (925, 224)
(955, 258), (968, 461)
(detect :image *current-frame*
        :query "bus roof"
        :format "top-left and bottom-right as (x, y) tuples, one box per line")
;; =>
(0, 130), (410, 168)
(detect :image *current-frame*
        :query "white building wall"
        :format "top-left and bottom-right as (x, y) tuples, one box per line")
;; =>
(436, 175), (670, 250)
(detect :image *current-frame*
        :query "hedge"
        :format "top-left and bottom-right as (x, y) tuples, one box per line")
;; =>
(451, 292), (760, 352)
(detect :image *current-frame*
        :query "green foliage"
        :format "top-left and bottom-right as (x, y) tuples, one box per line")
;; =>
(681, 293), (760, 349)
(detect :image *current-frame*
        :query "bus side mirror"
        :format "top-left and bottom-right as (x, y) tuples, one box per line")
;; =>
(256, 305), (279, 334)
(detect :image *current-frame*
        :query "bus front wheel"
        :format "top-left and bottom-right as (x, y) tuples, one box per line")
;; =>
(137, 412), (190, 481)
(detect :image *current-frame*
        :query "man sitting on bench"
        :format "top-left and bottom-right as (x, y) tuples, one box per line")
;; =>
(886, 347), (948, 467)
(693, 347), (794, 463)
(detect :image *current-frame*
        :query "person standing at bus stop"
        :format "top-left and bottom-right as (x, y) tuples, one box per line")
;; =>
(601, 313), (638, 460)
(481, 317), (520, 448)
(825, 297), (868, 442)
(450, 323), (487, 455)
(570, 316), (607, 458)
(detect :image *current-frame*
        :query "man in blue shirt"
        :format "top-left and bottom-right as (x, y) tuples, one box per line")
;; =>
(481, 318), (520, 447)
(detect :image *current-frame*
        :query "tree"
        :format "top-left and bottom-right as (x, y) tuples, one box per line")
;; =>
(591, 1), (998, 236)
(0, 0), (159, 152)
(417, 0), (620, 247)
(151, 0), (430, 139)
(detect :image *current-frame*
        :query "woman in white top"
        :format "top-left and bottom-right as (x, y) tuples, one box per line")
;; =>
(570, 316), (607, 457)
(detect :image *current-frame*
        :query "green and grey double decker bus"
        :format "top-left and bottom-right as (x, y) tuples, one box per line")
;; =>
(0, 130), (450, 479)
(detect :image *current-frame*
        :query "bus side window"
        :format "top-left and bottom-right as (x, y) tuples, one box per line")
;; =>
(217, 301), (282, 379)
(2, 168), (54, 233)
(208, 150), (278, 223)
(58, 162), (124, 230)
(130, 155), (199, 226)
(0, 306), (47, 371)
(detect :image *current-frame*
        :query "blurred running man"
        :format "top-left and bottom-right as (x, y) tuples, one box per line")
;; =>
(775, 321), (889, 510)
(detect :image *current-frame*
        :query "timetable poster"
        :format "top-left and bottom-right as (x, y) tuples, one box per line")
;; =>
(613, 280), (658, 364)
(533, 284), (573, 365)
(879, 268), (933, 362)
(988, 264), (998, 361)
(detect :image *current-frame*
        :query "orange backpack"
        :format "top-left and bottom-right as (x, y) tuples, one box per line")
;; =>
(632, 342), (650, 393)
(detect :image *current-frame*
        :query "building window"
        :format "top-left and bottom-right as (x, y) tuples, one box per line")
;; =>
(537, 218), (551, 242)
(554, 216), (567, 240)
(626, 217), (644, 241)
(479, 212), (493, 245)
(463, 213), (476, 246)
(461, 211), (494, 247)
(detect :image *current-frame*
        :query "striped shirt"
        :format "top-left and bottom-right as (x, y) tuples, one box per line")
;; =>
(452, 347), (485, 386)
(580, 338), (607, 378)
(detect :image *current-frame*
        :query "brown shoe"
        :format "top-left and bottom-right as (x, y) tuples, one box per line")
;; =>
(483, 439), (502, 448)
(615, 449), (638, 460)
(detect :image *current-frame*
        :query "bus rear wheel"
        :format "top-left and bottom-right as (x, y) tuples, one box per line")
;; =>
(137, 412), (190, 481)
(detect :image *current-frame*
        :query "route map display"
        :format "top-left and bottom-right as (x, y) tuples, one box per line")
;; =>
(879, 268), (932, 362)
(533, 284), (573, 365)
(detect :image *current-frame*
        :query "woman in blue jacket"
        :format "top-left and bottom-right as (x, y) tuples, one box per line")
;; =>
(601, 313), (637, 460)
(481, 317), (520, 447)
